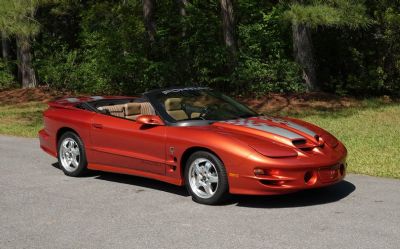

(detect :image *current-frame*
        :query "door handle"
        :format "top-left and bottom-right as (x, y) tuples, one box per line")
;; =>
(92, 123), (103, 129)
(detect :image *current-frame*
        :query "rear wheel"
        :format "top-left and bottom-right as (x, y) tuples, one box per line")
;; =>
(57, 131), (87, 177)
(184, 151), (229, 205)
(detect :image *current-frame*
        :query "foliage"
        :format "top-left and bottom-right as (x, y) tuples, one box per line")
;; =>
(234, 4), (304, 93)
(0, 0), (41, 36)
(284, 0), (371, 29)
(0, 59), (16, 90)
(1, 0), (400, 95)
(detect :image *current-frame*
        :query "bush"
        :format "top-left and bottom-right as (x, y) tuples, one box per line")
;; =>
(0, 60), (16, 90)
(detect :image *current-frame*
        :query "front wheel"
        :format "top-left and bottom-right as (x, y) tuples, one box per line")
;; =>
(57, 131), (88, 177)
(184, 151), (229, 205)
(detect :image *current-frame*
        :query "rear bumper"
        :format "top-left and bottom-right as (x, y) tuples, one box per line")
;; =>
(38, 129), (56, 157)
(229, 161), (347, 195)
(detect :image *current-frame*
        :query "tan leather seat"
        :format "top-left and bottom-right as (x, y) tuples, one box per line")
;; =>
(191, 112), (201, 118)
(165, 98), (188, 120)
(98, 104), (125, 118)
(140, 102), (156, 115)
(124, 103), (142, 120)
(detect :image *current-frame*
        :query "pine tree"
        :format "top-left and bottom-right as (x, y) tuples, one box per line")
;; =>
(284, 0), (370, 91)
(0, 0), (43, 88)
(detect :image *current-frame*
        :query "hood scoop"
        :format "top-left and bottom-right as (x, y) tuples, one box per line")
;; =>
(214, 116), (323, 149)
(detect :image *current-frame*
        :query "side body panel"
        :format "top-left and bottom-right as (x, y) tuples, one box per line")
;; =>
(87, 113), (166, 175)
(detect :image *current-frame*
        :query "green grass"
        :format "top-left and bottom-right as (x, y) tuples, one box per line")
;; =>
(0, 99), (399, 179)
(272, 99), (400, 179)
(0, 102), (46, 137)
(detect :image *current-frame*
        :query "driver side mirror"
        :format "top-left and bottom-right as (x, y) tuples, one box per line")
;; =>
(136, 115), (165, 126)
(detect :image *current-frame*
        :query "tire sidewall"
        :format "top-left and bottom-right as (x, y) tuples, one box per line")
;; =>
(57, 131), (87, 177)
(184, 151), (229, 205)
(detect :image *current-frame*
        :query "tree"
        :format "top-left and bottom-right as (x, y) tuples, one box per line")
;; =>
(177, 0), (188, 37)
(143, 0), (156, 43)
(0, 0), (43, 88)
(285, 0), (370, 91)
(220, 0), (237, 58)
(1, 31), (10, 59)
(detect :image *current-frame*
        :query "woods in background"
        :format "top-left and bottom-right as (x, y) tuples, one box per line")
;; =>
(0, 0), (399, 96)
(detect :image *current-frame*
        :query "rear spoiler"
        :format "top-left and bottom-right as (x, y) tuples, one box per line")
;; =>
(47, 96), (101, 109)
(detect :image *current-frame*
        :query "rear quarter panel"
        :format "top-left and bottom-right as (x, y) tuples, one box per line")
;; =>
(40, 107), (96, 157)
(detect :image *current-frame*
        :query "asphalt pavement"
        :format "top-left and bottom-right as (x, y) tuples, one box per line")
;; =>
(0, 135), (399, 249)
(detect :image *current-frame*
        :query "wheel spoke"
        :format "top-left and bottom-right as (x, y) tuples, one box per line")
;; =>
(194, 177), (201, 187)
(205, 162), (212, 171)
(208, 175), (218, 183)
(71, 147), (79, 157)
(194, 164), (201, 175)
(203, 182), (213, 195)
(71, 159), (79, 168)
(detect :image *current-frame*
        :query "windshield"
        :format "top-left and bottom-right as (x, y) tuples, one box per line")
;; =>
(149, 88), (258, 122)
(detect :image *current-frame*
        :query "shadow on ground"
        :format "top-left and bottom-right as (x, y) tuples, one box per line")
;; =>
(230, 180), (355, 208)
(52, 162), (356, 208)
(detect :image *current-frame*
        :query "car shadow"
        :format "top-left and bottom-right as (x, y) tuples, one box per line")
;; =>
(51, 162), (355, 207)
(51, 162), (189, 197)
(228, 180), (356, 208)
(94, 172), (190, 197)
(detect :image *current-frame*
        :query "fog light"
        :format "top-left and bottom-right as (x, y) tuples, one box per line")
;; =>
(254, 168), (280, 176)
(254, 168), (265, 175)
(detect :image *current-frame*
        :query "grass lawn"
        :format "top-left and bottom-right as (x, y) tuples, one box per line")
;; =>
(282, 100), (400, 179)
(0, 102), (46, 137)
(0, 97), (399, 179)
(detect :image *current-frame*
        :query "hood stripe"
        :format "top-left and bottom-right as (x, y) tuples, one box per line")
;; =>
(258, 116), (317, 138)
(222, 119), (306, 140)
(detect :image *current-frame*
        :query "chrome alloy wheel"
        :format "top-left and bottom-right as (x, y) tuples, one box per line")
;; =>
(188, 158), (219, 199)
(59, 138), (80, 172)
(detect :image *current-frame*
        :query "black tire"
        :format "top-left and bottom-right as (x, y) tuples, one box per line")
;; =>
(57, 131), (88, 177)
(184, 151), (230, 205)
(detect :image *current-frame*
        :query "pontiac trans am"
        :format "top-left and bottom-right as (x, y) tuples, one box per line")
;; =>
(39, 87), (347, 204)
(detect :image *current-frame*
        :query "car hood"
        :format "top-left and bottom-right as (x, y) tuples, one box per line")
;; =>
(211, 116), (338, 158)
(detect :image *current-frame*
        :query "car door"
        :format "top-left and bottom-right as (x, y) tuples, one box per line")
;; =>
(88, 113), (167, 175)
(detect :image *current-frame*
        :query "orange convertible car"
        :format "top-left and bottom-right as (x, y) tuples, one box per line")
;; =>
(39, 87), (347, 204)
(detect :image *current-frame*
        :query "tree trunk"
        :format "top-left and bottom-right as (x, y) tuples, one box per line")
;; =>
(220, 0), (237, 57)
(1, 31), (10, 60)
(177, 0), (188, 37)
(143, 0), (156, 43)
(16, 35), (37, 88)
(292, 23), (318, 91)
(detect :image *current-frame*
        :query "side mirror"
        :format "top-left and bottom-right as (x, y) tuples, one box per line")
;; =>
(136, 115), (165, 126)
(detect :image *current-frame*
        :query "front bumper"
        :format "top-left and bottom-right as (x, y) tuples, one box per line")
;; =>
(228, 161), (346, 195)
(228, 140), (348, 195)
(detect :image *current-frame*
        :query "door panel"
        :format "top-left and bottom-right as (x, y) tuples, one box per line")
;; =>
(89, 113), (166, 175)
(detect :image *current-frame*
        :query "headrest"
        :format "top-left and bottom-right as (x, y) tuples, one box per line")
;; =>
(124, 103), (141, 115)
(165, 98), (183, 111)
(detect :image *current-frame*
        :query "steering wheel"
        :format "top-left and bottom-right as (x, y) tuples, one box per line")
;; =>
(199, 105), (217, 119)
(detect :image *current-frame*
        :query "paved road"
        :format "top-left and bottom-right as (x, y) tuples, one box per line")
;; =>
(0, 135), (399, 249)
